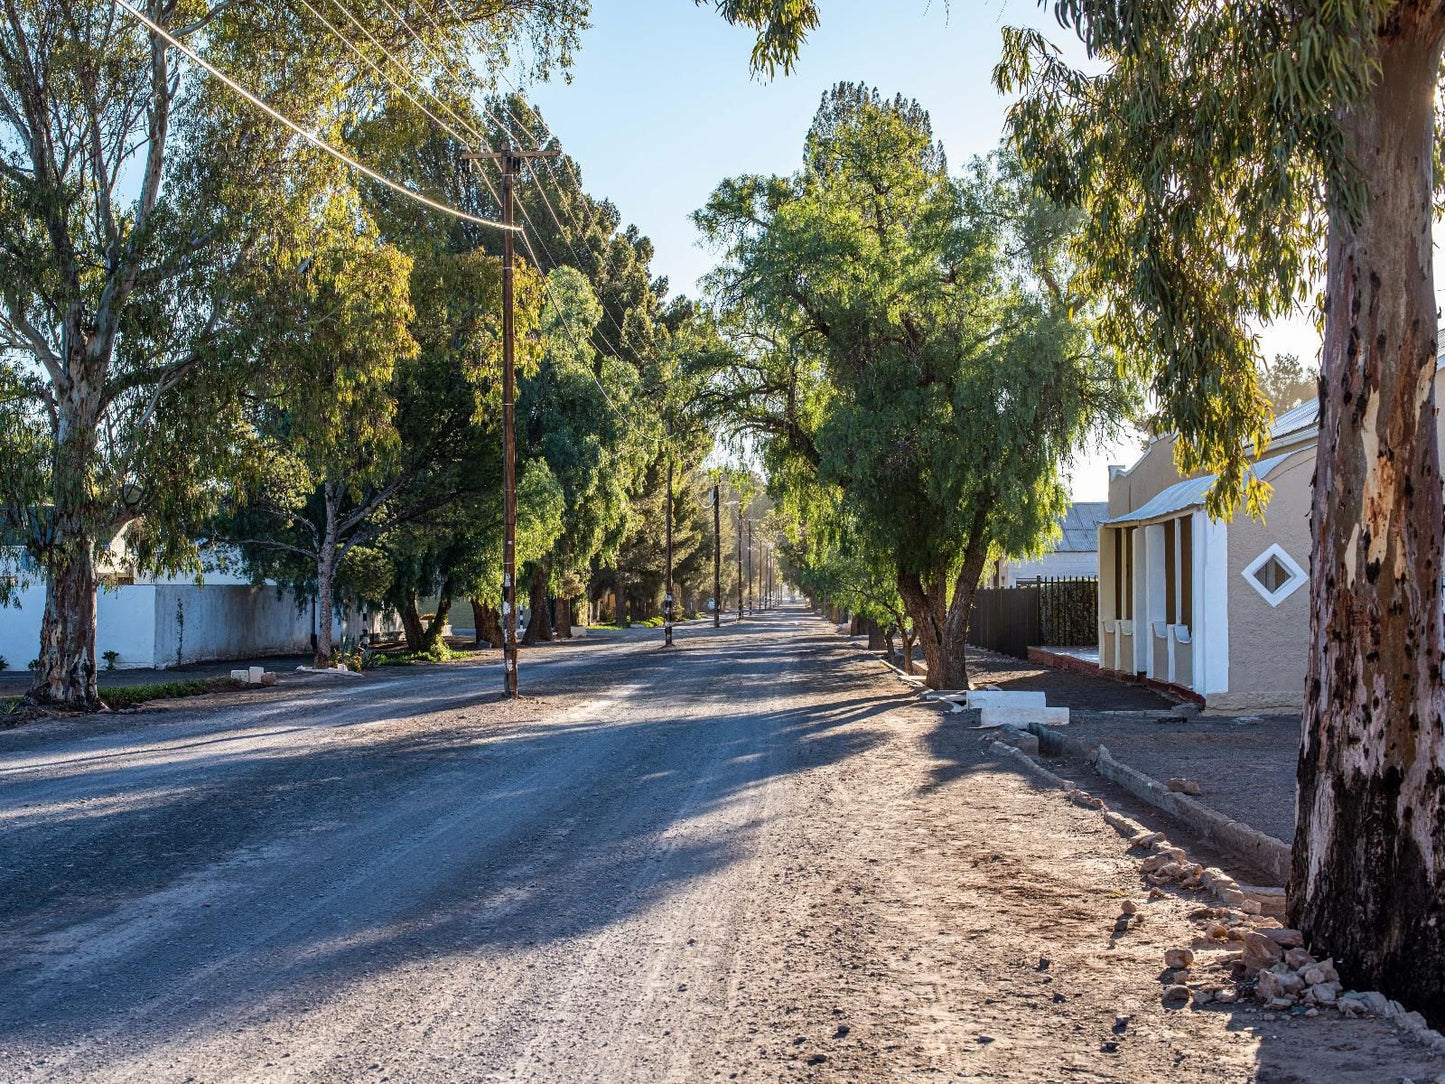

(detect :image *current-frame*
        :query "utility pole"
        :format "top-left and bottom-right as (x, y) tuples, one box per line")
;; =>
(664, 422), (674, 648)
(736, 509), (744, 621)
(747, 520), (754, 615)
(462, 144), (559, 697)
(712, 484), (721, 629)
(766, 544), (773, 609)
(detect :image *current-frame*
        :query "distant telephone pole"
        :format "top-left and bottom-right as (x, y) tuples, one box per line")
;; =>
(664, 423), (674, 648)
(747, 519), (754, 615)
(462, 143), (559, 697)
(712, 484), (721, 629)
(736, 509), (744, 621)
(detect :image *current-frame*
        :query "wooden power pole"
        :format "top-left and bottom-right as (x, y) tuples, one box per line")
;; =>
(664, 424), (674, 648)
(462, 144), (558, 697)
(736, 509), (744, 621)
(747, 519), (754, 615)
(712, 484), (721, 629)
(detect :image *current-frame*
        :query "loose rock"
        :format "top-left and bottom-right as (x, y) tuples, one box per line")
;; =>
(1161, 984), (1190, 1007)
(1167, 777), (1202, 795)
(1242, 931), (1283, 972)
(1284, 947), (1314, 970)
(1262, 928), (1304, 948)
(1164, 948), (1195, 969)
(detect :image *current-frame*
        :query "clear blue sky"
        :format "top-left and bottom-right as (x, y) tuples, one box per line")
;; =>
(524, 1), (1327, 500)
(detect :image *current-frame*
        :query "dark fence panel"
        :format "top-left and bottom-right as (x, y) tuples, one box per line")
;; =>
(967, 585), (1040, 660)
(967, 577), (1098, 658)
(1036, 577), (1098, 646)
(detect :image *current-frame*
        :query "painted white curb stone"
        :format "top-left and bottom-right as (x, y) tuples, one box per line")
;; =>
(980, 705), (1070, 728)
(967, 689), (1048, 709)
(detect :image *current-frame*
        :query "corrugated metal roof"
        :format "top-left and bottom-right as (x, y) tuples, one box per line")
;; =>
(1268, 399), (1319, 444)
(1104, 454), (1292, 527)
(1265, 351), (1444, 445)
(1055, 501), (1108, 552)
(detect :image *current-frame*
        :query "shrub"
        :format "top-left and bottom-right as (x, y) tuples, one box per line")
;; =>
(100, 676), (244, 711)
(102, 650), (120, 671)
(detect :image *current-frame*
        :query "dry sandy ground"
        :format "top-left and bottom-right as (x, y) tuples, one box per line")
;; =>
(1, 608), (1440, 1083)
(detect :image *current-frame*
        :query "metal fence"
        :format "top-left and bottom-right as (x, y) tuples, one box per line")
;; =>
(967, 577), (1098, 659)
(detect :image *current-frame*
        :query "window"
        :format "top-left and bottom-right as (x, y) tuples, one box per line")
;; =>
(1241, 544), (1307, 607)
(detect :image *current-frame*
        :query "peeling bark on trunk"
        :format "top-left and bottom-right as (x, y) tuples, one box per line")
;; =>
(522, 562), (554, 645)
(27, 394), (104, 709)
(27, 536), (100, 710)
(471, 599), (502, 648)
(1291, 26), (1445, 1026)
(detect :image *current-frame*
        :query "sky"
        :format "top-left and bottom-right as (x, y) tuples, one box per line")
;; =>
(523, 0), (1327, 502)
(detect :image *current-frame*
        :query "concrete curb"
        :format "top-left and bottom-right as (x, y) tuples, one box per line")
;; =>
(986, 734), (1445, 1052)
(1091, 743), (1292, 885)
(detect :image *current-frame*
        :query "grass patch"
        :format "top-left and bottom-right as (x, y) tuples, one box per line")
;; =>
(101, 676), (245, 711)
(371, 641), (460, 667)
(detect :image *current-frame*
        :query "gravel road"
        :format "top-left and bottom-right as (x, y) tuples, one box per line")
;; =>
(2, 608), (1441, 1082)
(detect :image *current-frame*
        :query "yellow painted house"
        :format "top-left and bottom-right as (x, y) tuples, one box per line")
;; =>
(1097, 358), (1445, 713)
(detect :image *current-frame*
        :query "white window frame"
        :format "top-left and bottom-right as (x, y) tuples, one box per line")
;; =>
(1241, 543), (1307, 607)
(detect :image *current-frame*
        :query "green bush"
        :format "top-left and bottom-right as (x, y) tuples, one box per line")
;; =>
(100, 677), (244, 711)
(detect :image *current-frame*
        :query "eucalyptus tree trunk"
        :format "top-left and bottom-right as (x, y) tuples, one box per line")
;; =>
(554, 597), (573, 638)
(522, 561), (554, 644)
(1291, 24), (1445, 1025)
(28, 532), (100, 710)
(313, 485), (340, 667)
(27, 385), (105, 710)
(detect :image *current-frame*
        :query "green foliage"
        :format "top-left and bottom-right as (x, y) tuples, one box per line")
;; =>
(699, 0), (820, 75)
(991, 1), (1394, 516)
(99, 677), (245, 711)
(0, 0), (586, 698)
(696, 83), (1127, 634)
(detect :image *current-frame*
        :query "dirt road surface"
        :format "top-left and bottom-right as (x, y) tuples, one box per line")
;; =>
(2, 608), (1441, 1082)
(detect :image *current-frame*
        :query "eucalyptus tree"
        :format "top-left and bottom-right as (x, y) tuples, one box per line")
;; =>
(697, 84), (1124, 688)
(0, 0), (585, 707)
(995, 0), (1445, 1016)
(224, 192), (546, 666)
(518, 266), (648, 641)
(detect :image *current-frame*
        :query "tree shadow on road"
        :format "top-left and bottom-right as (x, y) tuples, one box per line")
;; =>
(0, 609), (911, 1060)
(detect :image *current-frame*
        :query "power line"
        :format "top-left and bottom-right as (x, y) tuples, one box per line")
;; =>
(115, 0), (514, 231)
(290, 0), (475, 148)
(317, 0), (485, 146)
